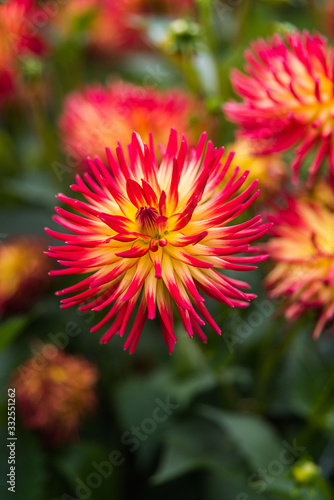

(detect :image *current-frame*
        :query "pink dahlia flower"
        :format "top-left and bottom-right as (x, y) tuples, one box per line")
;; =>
(13, 345), (98, 445)
(264, 194), (334, 338)
(0, 0), (47, 104)
(59, 81), (207, 169)
(224, 30), (334, 185)
(46, 129), (270, 353)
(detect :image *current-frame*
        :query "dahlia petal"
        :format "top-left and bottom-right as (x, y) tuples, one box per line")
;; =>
(98, 213), (133, 233)
(159, 190), (167, 217)
(123, 298), (148, 353)
(169, 231), (208, 247)
(157, 281), (174, 339)
(145, 268), (157, 319)
(126, 179), (146, 208)
(100, 307), (127, 343)
(150, 245), (163, 278)
(116, 241), (149, 259)
(161, 255), (191, 310)
(141, 179), (158, 207)
(121, 256), (151, 302)
(167, 247), (213, 269)
(119, 292), (141, 337)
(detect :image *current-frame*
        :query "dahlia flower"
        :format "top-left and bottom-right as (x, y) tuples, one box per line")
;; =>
(13, 345), (97, 445)
(46, 129), (270, 353)
(226, 139), (287, 200)
(59, 81), (206, 168)
(223, 30), (334, 185)
(0, 0), (46, 104)
(264, 194), (334, 338)
(0, 237), (49, 316)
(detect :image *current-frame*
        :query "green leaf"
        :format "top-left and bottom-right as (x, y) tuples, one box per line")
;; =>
(55, 442), (120, 499)
(152, 415), (245, 485)
(197, 406), (283, 470)
(0, 316), (30, 352)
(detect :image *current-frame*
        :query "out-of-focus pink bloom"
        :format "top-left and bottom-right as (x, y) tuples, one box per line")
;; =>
(264, 193), (334, 337)
(59, 81), (207, 169)
(46, 129), (270, 353)
(224, 30), (334, 185)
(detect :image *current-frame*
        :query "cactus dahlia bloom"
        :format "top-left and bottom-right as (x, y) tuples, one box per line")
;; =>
(46, 129), (270, 353)
(0, 237), (49, 316)
(13, 345), (97, 445)
(264, 195), (334, 338)
(0, 0), (46, 104)
(59, 81), (206, 169)
(224, 31), (334, 185)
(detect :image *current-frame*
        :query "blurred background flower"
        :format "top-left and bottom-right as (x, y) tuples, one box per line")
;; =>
(0, 237), (49, 317)
(264, 193), (334, 338)
(13, 344), (98, 445)
(224, 30), (334, 186)
(58, 81), (207, 168)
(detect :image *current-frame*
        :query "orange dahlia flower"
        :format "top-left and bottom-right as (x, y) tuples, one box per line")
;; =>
(59, 81), (206, 169)
(46, 129), (270, 353)
(0, 237), (49, 316)
(0, 0), (46, 104)
(224, 30), (334, 185)
(264, 194), (334, 338)
(13, 345), (97, 445)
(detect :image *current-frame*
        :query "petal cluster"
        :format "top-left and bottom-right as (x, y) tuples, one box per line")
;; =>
(224, 30), (334, 185)
(13, 345), (98, 445)
(47, 129), (270, 353)
(59, 81), (206, 168)
(0, 236), (49, 316)
(264, 194), (334, 338)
